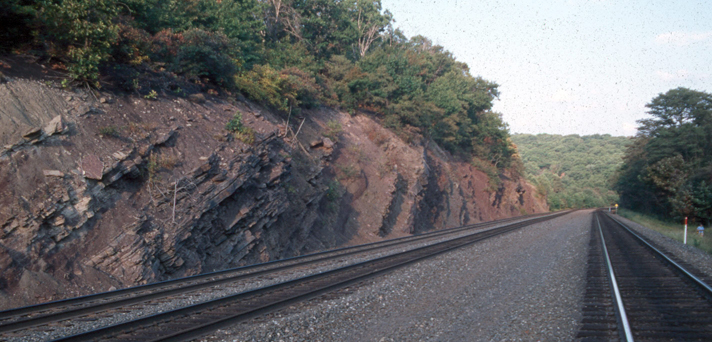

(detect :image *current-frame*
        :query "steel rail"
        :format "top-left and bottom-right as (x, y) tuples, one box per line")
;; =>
(606, 213), (712, 295)
(52, 212), (567, 342)
(0, 211), (568, 335)
(595, 213), (634, 342)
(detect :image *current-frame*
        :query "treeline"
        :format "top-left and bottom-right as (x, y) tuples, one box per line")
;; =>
(614, 88), (712, 225)
(1, 0), (516, 168)
(511, 133), (629, 210)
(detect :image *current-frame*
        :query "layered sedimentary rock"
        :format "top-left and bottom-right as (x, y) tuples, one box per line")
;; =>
(0, 77), (546, 309)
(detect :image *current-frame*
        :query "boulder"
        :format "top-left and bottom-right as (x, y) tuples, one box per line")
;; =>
(322, 137), (335, 149)
(188, 93), (206, 104)
(81, 154), (104, 180)
(42, 115), (65, 136)
(43, 170), (64, 177)
(23, 127), (42, 140)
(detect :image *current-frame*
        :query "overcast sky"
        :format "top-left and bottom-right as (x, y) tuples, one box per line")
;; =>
(380, 0), (712, 136)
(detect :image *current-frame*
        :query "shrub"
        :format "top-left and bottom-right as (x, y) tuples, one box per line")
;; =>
(235, 64), (288, 111)
(0, 0), (35, 52)
(175, 29), (239, 86)
(112, 23), (152, 66)
(225, 112), (255, 144)
(147, 153), (159, 181)
(235, 65), (323, 112)
(337, 164), (359, 180)
(151, 28), (239, 86)
(144, 89), (158, 99)
(324, 120), (343, 141)
(99, 125), (120, 137)
(325, 180), (342, 212)
(279, 67), (322, 109)
(471, 157), (501, 192)
(37, 0), (120, 86)
(226, 112), (246, 133)
(234, 130), (255, 144)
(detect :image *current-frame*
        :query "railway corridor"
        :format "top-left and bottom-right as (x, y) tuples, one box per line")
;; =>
(2, 210), (712, 341)
(578, 213), (712, 342)
(205, 210), (593, 341)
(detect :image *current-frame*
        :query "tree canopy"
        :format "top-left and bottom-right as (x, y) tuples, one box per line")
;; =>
(614, 87), (712, 224)
(2, 0), (518, 170)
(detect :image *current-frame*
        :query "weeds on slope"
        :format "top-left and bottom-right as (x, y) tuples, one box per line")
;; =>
(618, 209), (712, 255)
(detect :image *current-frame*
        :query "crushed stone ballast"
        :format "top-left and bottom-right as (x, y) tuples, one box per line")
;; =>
(577, 210), (712, 341)
(0, 211), (569, 342)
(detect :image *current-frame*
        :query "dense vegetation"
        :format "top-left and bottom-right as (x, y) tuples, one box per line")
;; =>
(614, 88), (712, 225)
(1, 0), (516, 169)
(512, 134), (629, 210)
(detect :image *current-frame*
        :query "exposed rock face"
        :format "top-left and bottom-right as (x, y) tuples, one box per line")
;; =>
(305, 111), (548, 243)
(0, 76), (547, 309)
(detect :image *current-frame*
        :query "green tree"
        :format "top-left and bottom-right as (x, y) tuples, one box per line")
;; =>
(346, 0), (392, 58)
(615, 88), (712, 223)
(38, 0), (120, 85)
(0, 0), (35, 52)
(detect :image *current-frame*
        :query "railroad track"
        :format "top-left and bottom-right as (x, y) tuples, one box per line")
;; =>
(578, 211), (712, 341)
(0, 211), (568, 342)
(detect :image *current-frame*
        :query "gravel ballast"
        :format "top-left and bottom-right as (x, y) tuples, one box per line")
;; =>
(203, 210), (593, 342)
(3, 214), (556, 342)
(610, 213), (712, 280)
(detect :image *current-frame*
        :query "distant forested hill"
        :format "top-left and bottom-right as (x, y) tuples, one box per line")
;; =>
(511, 134), (630, 209)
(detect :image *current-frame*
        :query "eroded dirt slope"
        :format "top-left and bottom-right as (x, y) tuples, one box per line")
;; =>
(0, 68), (546, 309)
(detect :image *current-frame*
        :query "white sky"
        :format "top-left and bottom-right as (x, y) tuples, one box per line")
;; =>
(380, 0), (712, 136)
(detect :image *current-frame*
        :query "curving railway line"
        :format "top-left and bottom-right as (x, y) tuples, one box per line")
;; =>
(0, 211), (567, 342)
(578, 211), (712, 341)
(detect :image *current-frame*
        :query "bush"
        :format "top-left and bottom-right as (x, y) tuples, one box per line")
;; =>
(144, 89), (158, 99)
(0, 0), (35, 52)
(225, 112), (255, 144)
(325, 180), (342, 212)
(235, 64), (324, 112)
(471, 157), (501, 192)
(37, 0), (120, 86)
(151, 28), (239, 86)
(324, 120), (343, 141)
(226, 112), (246, 132)
(279, 67), (322, 109)
(235, 64), (288, 111)
(234, 129), (255, 145)
(99, 125), (121, 137)
(175, 29), (239, 86)
(112, 23), (152, 66)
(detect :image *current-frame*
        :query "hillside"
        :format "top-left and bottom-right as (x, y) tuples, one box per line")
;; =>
(0, 0), (549, 308)
(511, 133), (629, 209)
(2, 0), (516, 171)
(0, 64), (546, 309)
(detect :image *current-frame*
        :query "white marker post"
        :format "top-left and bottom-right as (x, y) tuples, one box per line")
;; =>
(684, 217), (688, 245)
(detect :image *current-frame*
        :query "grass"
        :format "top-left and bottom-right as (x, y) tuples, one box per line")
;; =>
(336, 164), (359, 180)
(471, 157), (500, 192)
(324, 180), (342, 212)
(324, 120), (343, 141)
(225, 112), (255, 145)
(347, 145), (368, 163)
(99, 125), (121, 137)
(145, 153), (180, 182)
(618, 208), (712, 255)
(144, 89), (158, 100)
